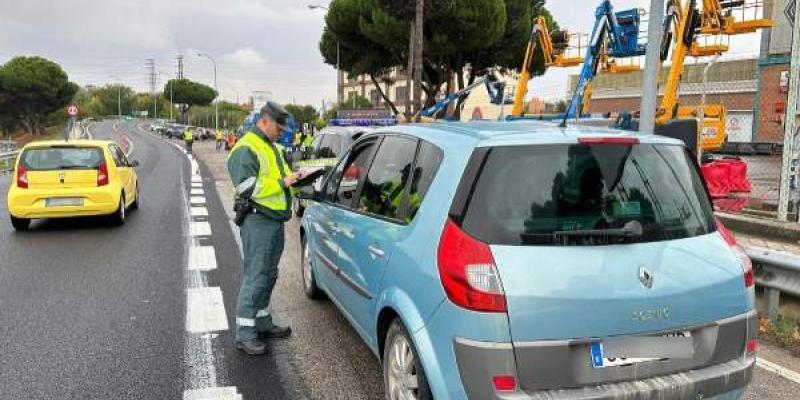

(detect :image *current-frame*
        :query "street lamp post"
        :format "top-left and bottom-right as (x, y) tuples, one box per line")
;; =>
(308, 4), (341, 103)
(110, 75), (122, 118)
(197, 51), (219, 133)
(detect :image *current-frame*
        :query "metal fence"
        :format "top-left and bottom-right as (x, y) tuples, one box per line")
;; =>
(748, 245), (800, 321)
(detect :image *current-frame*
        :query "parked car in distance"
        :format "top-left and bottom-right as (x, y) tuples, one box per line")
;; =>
(7, 140), (140, 230)
(290, 126), (374, 217)
(297, 122), (756, 400)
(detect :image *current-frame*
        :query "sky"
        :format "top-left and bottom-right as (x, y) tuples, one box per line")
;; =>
(0, 0), (767, 106)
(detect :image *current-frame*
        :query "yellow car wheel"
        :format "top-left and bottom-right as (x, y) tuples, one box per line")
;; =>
(10, 216), (30, 231)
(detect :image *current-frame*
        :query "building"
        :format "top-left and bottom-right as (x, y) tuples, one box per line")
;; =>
(755, 0), (794, 143)
(338, 68), (417, 115)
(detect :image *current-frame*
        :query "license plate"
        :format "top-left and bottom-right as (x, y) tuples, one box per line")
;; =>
(590, 331), (691, 368)
(46, 198), (84, 207)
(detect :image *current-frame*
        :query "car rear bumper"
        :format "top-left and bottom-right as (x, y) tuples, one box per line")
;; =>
(454, 311), (757, 399)
(8, 188), (119, 218)
(455, 336), (754, 399)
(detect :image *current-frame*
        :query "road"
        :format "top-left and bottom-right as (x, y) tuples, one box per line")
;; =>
(0, 119), (798, 399)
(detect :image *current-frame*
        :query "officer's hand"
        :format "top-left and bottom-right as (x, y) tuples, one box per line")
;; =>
(283, 172), (302, 187)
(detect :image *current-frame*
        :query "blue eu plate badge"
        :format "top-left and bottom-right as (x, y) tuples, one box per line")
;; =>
(590, 342), (604, 368)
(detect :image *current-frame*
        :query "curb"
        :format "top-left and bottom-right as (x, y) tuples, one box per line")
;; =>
(716, 212), (800, 242)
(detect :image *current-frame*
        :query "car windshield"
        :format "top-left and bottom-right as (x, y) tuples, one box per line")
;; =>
(21, 146), (104, 171)
(457, 143), (716, 246)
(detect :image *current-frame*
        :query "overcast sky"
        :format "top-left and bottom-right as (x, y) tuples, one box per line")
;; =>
(0, 0), (765, 106)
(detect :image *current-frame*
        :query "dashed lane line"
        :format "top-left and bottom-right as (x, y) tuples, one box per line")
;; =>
(190, 221), (212, 237)
(191, 188), (205, 196)
(186, 287), (229, 333)
(191, 196), (207, 205)
(191, 207), (209, 217)
(183, 387), (242, 400)
(189, 246), (217, 271)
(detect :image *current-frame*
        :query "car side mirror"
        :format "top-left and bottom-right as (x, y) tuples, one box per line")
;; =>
(129, 160), (140, 168)
(296, 185), (321, 201)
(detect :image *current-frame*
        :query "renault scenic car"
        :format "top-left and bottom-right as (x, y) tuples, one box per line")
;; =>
(297, 122), (756, 400)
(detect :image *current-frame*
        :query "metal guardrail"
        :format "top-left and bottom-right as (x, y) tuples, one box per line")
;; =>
(0, 150), (19, 175)
(747, 245), (800, 321)
(0, 140), (16, 153)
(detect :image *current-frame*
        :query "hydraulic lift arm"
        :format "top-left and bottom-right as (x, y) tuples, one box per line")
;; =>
(561, 0), (646, 127)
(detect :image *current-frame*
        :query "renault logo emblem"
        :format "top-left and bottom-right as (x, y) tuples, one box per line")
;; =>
(639, 266), (654, 289)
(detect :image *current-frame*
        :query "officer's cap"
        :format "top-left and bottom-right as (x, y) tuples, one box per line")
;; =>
(260, 101), (289, 129)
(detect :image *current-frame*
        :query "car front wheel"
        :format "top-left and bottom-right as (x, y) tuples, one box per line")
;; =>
(383, 319), (432, 400)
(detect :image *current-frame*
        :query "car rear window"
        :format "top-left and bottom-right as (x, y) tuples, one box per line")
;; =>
(21, 146), (104, 171)
(454, 143), (715, 246)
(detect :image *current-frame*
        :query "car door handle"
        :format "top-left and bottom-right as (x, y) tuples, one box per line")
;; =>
(368, 245), (385, 259)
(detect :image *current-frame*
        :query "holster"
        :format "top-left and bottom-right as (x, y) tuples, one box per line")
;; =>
(233, 198), (252, 227)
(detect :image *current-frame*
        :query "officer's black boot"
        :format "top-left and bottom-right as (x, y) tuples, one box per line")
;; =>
(235, 339), (268, 355)
(258, 324), (292, 340)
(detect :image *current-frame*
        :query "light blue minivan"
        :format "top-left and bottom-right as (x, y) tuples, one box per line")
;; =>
(296, 122), (756, 400)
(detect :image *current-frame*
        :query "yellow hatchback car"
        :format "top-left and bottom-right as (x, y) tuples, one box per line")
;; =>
(7, 140), (140, 230)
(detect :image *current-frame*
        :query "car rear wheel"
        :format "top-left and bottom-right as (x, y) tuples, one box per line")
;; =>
(131, 184), (140, 210)
(10, 216), (30, 231)
(111, 193), (126, 226)
(301, 237), (324, 299)
(383, 319), (432, 400)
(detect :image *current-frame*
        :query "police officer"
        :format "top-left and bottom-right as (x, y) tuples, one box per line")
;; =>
(227, 101), (300, 355)
(215, 129), (225, 152)
(184, 126), (194, 154)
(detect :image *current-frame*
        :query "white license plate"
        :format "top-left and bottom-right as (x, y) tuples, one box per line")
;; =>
(590, 331), (691, 368)
(46, 198), (84, 207)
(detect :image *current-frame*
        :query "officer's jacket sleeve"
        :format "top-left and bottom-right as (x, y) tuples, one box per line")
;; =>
(227, 146), (260, 199)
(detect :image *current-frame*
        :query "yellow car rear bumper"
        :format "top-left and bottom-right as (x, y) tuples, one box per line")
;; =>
(7, 186), (121, 219)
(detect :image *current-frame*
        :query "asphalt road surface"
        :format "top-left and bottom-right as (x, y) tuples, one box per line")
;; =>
(0, 120), (798, 399)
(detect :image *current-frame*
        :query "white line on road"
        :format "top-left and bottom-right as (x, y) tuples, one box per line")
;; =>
(191, 207), (209, 217)
(189, 246), (217, 271)
(186, 287), (229, 333)
(191, 188), (205, 196)
(192, 182), (204, 188)
(183, 387), (242, 400)
(757, 357), (800, 384)
(190, 221), (211, 236)
(192, 176), (203, 183)
(190, 196), (206, 205)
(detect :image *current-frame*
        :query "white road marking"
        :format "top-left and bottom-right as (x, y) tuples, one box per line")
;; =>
(189, 246), (217, 271)
(186, 287), (229, 333)
(183, 387), (242, 400)
(190, 221), (211, 236)
(192, 176), (203, 183)
(191, 207), (209, 217)
(192, 182), (204, 188)
(191, 188), (205, 196)
(191, 196), (206, 205)
(757, 358), (800, 384)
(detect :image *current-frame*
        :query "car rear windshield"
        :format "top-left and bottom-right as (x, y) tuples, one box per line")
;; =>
(454, 143), (716, 246)
(21, 146), (104, 171)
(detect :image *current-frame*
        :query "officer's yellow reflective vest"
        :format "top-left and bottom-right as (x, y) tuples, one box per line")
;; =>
(293, 132), (302, 146)
(216, 130), (224, 140)
(184, 129), (194, 141)
(302, 135), (314, 148)
(230, 131), (293, 211)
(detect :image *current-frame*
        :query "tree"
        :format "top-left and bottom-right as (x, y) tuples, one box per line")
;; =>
(165, 79), (216, 123)
(0, 56), (78, 134)
(285, 104), (320, 129)
(319, 0), (559, 118)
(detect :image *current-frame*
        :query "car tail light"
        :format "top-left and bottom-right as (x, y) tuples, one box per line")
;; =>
(16, 164), (28, 189)
(716, 218), (754, 288)
(746, 339), (757, 355)
(437, 218), (506, 312)
(578, 137), (639, 145)
(492, 375), (517, 392)
(97, 162), (109, 186)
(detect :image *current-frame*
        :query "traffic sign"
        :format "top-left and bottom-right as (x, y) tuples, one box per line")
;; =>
(67, 104), (79, 116)
(787, 0), (796, 27)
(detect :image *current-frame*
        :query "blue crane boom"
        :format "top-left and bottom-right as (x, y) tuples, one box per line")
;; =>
(560, 0), (646, 127)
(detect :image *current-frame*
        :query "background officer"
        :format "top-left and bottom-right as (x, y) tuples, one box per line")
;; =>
(227, 101), (300, 355)
(183, 126), (194, 154)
